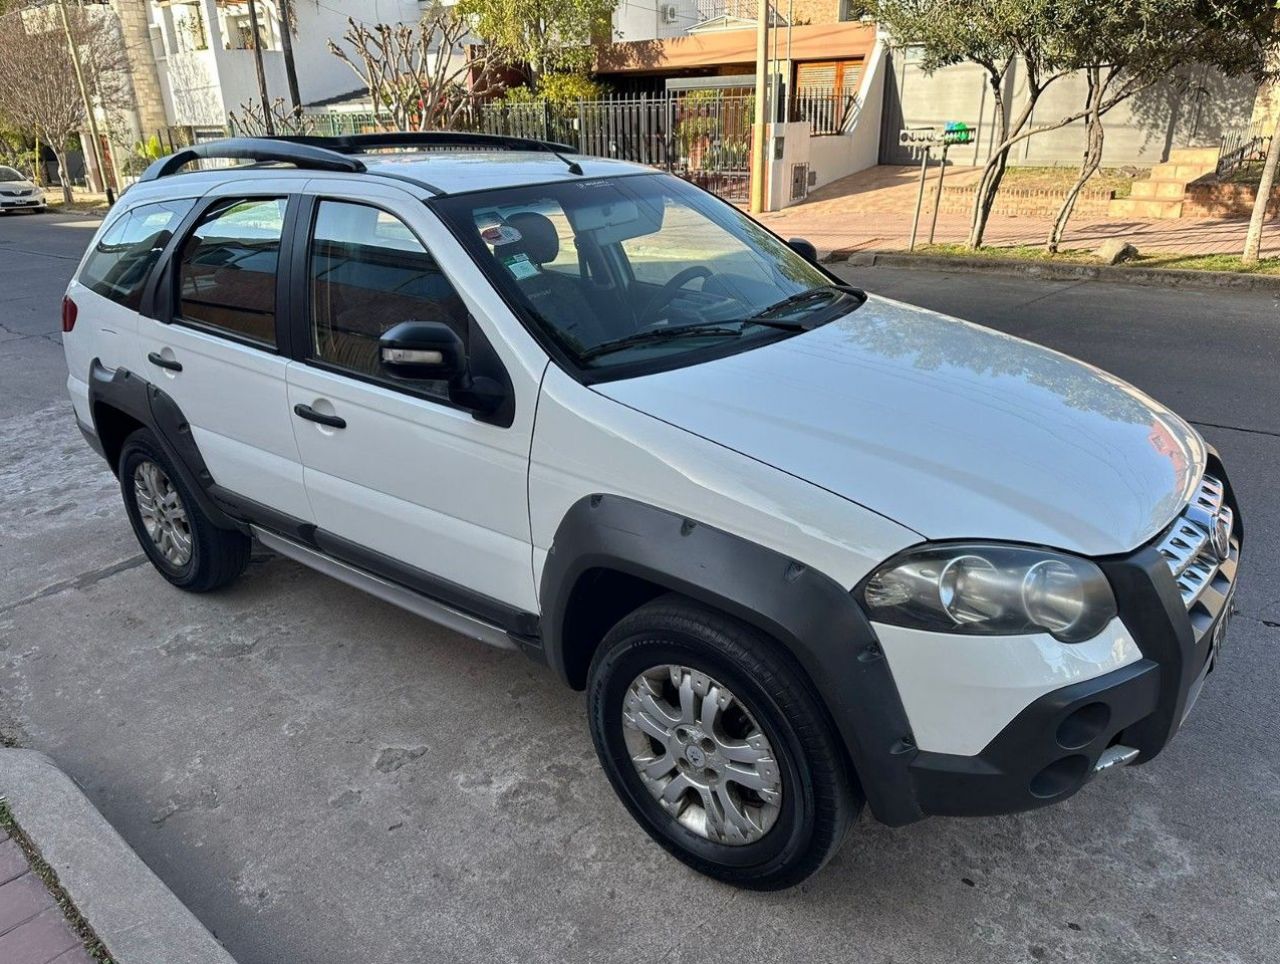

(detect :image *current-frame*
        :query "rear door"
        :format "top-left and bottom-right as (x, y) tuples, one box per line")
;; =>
(135, 179), (313, 521)
(283, 182), (543, 615)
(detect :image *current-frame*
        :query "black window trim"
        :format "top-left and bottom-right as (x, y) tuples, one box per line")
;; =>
(288, 193), (514, 422)
(147, 191), (297, 356)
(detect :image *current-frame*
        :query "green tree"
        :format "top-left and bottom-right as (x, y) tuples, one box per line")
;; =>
(1044, 1), (1277, 252)
(873, 0), (1081, 248)
(457, 0), (618, 85)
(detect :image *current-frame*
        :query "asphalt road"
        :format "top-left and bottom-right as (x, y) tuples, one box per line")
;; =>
(1, 211), (1277, 964)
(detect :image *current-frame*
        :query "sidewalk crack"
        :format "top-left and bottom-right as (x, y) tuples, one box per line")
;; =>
(0, 555), (147, 617)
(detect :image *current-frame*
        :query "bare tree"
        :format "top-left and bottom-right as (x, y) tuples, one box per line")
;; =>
(228, 97), (316, 137)
(0, 5), (130, 201)
(327, 5), (501, 131)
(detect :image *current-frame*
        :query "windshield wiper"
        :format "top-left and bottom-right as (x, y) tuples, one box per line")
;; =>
(578, 323), (744, 361)
(745, 284), (865, 327)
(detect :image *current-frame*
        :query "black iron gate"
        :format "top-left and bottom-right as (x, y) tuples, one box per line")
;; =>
(480, 92), (753, 202)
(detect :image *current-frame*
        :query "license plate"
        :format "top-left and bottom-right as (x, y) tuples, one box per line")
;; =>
(1208, 588), (1236, 665)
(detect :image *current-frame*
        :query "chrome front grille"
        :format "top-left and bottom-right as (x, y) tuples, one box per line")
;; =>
(1156, 474), (1235, 610)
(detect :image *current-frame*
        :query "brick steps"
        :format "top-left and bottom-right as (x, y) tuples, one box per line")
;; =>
(1108, 146), (1219, 219)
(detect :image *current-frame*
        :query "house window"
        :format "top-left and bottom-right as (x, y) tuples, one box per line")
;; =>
(793, 60), (862, 135)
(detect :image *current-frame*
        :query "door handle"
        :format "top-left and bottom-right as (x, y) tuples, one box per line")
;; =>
(293, 403), (346, 429)
(147, 351), (182, 372)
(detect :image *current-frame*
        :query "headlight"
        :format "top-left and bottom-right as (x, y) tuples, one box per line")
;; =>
(860, 543), (1117, 643)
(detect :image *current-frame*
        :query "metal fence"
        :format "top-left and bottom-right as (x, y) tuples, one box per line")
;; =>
(791, 86), (860, 136)
(479, 93), (755, 201)
(1217, 122), (1270, 179)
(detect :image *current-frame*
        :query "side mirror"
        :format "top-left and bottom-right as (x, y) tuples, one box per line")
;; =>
(787, 237), (819, 264)
(379, 320), (465, 381)
(379, 320), (507, 418)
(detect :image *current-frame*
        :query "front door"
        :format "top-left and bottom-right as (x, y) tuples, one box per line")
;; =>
(284, 190), (540, 615)
(135, 183), (312, 522)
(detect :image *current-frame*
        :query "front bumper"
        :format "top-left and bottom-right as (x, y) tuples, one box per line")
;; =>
(898, 457), (1242, 820)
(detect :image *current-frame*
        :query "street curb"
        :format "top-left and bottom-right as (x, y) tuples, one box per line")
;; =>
(837, 251), (1280, 293)
(0, 749), (237, 964)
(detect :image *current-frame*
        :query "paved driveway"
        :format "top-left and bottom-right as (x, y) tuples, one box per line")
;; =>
(2, 212), (1277, 963)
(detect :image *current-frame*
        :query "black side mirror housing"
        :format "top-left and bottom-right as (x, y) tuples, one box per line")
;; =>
(787, 237), (819, 264)
(379, 320), (507, 419)
(379, 320), (465, 380)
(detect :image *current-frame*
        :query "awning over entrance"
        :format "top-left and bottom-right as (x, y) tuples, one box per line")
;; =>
(598, 21), (876, 74)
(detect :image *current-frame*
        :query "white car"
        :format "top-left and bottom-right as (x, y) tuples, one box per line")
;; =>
(61, 135), (1242, 889)
(0, 165), (46, 212)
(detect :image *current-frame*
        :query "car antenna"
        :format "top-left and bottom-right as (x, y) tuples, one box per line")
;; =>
(545, 143), (583, 176)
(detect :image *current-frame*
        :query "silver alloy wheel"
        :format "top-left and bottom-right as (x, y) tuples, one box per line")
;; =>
(133, 460), (193, 567)
(622, 665), (782, 845)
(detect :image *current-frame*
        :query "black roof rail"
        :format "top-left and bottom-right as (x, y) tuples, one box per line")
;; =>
(271, 132), (579, 156)
(139, 137), (366, 182)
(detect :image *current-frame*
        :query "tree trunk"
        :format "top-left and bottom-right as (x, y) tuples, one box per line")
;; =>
(277, 0), (302, 113)
(1242, 115), (1280, 265)
(1048, 67), (1105, 254)
(54, 149), (72, 204)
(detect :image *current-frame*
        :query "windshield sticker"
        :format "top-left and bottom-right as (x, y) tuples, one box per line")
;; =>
(504, 254), (540, 280)
(481, 223), (523, 246)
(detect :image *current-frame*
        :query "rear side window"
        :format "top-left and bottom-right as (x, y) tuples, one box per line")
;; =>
(79, 199), (194, 310)
(177, 197), (286, 348)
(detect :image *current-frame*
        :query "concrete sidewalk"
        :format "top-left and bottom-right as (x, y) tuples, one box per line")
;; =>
(0, 751), (237, 964)
(754, 166), (1280, 259)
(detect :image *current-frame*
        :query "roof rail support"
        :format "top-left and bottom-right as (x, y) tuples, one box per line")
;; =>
(139, 137), (366, 182)
(272, 132), (579, 156)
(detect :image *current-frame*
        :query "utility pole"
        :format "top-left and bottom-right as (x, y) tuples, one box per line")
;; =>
(278, 0), (301, 114)
(56, 0), (112, 201)
(246, 0), (275, 135)
(749, 0), (769, 213)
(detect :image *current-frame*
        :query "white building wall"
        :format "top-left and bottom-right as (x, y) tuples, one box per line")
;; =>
(615, 0), (703, 41)
(148, 0), (428, 126)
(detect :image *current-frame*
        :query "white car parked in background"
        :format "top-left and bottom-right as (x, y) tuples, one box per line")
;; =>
(60, 134), (1243, 889)
(0, 165), (46, 212)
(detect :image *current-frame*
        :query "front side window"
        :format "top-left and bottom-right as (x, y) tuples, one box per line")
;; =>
(80, 198), (194, 309)
(432, 173), (855, 378)
(309, 200), (469, 398)
(177, 197), (285, 347)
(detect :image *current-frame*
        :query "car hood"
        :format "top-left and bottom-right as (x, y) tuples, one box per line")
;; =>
(594, 295), (1205, 557)
(0, 180), (37, 190)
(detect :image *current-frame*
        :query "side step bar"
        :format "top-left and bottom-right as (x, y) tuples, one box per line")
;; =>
(252, 526), (517, 651)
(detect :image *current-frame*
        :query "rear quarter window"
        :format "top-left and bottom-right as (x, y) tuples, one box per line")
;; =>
(79, 198), (195, 310)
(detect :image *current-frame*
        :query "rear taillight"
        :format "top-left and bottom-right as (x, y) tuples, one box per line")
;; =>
(61, 295), (77, 333)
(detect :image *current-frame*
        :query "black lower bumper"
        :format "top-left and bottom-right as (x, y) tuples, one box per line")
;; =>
(895, 456), (1242, 821)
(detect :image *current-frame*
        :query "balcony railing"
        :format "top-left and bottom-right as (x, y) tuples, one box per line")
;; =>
(695, 0), (760, 21)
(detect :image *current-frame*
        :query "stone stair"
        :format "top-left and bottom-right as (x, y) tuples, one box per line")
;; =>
(1107, 146), (1220, 219)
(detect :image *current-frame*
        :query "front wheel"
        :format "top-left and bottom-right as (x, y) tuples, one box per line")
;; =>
(587, 595), (861, 890)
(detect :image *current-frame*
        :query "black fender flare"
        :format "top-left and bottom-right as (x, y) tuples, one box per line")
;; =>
(88, 359), (244, 533)
(539, 494), (924, 825)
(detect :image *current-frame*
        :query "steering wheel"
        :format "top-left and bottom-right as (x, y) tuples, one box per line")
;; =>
(640, 266), (713, 322)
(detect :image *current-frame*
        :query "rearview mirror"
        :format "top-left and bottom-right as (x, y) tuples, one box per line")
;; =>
(379, 320), (507, 418)
(787, 238), (819, 264)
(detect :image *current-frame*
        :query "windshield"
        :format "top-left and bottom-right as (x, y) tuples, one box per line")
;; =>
(0, 167), (26, 183)
(432, 173), (855, 377)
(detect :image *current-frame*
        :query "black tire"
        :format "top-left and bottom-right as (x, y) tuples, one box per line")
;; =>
(118, 427), (250, 592)
(587, 594), (861, 890)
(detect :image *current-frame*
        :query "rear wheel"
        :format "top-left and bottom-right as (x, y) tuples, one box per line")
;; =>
(118, 428), (250, 592)
(587, 595), (861, 889)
